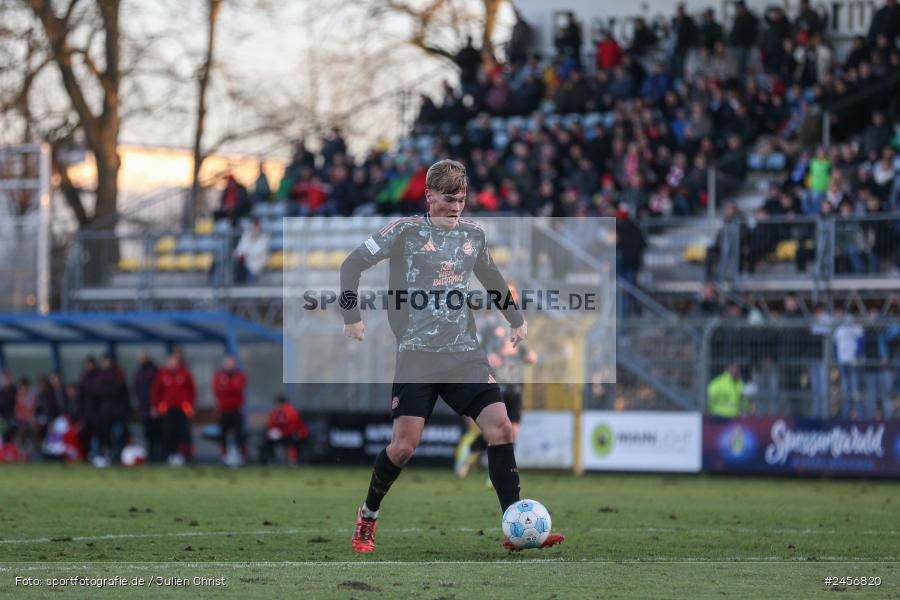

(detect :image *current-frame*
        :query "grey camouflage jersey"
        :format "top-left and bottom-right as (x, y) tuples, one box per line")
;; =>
(340, 214), (523, 352)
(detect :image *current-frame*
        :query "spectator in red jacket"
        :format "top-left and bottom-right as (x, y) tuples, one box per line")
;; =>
(212, 355), (247, 463)
(151, 354), (196, 465)
(260, 395), (308, 465)
(596, 30), (624, 70)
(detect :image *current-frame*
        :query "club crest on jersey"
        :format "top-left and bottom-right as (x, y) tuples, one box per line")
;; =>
(462, 240), (474, 255)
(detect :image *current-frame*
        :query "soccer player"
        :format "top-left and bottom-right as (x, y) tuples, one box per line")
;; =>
(340, 159), (564, 553)
(455, 313), (537, 479)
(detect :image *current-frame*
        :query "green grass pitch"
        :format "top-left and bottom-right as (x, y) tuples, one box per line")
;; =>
(0, 464), (897, 598)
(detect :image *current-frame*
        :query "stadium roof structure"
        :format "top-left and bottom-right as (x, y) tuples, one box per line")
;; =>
(0, 311), (282, 372)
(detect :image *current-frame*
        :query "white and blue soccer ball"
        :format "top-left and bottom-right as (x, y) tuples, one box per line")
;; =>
(502, 499), (552, 548)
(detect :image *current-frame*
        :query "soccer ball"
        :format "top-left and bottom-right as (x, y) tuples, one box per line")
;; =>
(120, 444), (147, 467)
(502, 499), (551, 549)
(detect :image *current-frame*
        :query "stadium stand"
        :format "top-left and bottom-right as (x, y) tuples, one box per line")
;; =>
(5, 1), (898, 468)
(69, 0), (900, 296)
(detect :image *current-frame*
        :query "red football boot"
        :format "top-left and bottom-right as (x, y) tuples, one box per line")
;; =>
(540, 532), (565, 548)
(351, 506), (377, 553)
(502, 532), (565, 552)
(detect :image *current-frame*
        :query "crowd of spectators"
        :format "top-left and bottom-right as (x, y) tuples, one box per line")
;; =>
(409, 0), (900, 221)
(0, 352), (308, 465)
(208, 1), (899, 286)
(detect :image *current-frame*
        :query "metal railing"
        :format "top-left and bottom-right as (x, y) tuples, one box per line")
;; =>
(606, 316), (900, 418)
(65, 230), (234, 310)
(699, 318), (900, 419)
(709, 212), (900, 285)
(0, 214), (41, 311)
(0, 143), (50, 313)
(64, 216), (618, 306)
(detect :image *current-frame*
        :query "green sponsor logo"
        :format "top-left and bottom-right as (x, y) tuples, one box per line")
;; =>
(592, 423), (614, 456)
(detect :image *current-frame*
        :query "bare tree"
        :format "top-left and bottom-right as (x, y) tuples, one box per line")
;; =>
(0, 0), (493, 234)
(188, 0), (223, 223)
(24, 0), (123, 229)
(361, 0), (505, 64)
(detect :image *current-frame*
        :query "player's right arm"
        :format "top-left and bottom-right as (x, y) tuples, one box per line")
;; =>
(339, 220), (407, 338)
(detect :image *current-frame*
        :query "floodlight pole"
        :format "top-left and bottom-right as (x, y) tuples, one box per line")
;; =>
(37, 143), (51, 315)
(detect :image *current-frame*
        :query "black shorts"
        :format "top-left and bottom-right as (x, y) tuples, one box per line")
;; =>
(391, 350), (502, 420)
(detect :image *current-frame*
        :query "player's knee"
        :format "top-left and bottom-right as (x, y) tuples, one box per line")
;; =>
(485, 418), (514, 445)
(388, 438), (418, 465)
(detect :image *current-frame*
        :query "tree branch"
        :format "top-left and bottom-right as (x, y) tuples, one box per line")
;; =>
(26, 0), (102, 147)
(48, 134), (89, 226)
(62, 0), (82, 27)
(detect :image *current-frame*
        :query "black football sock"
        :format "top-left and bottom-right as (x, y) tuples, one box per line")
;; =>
(487, 443), (520, 512)
(363, 449), (403, 516)
(470, 434), (487, 453)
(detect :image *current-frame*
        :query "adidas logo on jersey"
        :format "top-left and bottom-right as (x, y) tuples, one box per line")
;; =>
(419, 238), (437, 252)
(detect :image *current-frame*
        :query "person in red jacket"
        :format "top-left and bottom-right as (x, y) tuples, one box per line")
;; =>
(212, 355), (247, 463)
(260, 395), (309, 465)
(596, 30), (623, 70)
(151, 353), (196, 465)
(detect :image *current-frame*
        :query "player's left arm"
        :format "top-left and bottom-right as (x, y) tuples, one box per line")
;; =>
(473, 232), (525, 343)
(339, 223), (404, 340)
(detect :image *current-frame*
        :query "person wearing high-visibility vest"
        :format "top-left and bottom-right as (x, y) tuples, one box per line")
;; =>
(707, 363), (747, 417)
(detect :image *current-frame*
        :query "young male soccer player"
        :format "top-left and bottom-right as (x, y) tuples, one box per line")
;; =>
(340, 159), (564, 553)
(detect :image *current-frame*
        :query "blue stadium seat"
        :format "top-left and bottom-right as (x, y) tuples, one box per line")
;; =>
(748, 153), (765, 170)
(175, 235), (196, 253)
(561, 114), (581, 128)
(308, 216), (326, 231)
(263, 218), (281, 233)
(194, 236), (221, 253)
(507, 116), (525, 130)
(766, 153), (787, 170)
(269, 234), (285, 252)
(416, 136), (433, 152)
(583, 112), (602, 128)
(329, 218), (352, 231)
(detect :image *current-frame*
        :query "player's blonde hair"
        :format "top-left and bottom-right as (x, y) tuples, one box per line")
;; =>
(426, 159), (467, 194)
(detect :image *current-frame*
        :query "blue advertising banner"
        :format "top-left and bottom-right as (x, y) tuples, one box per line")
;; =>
(703, 417), (900, 478)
